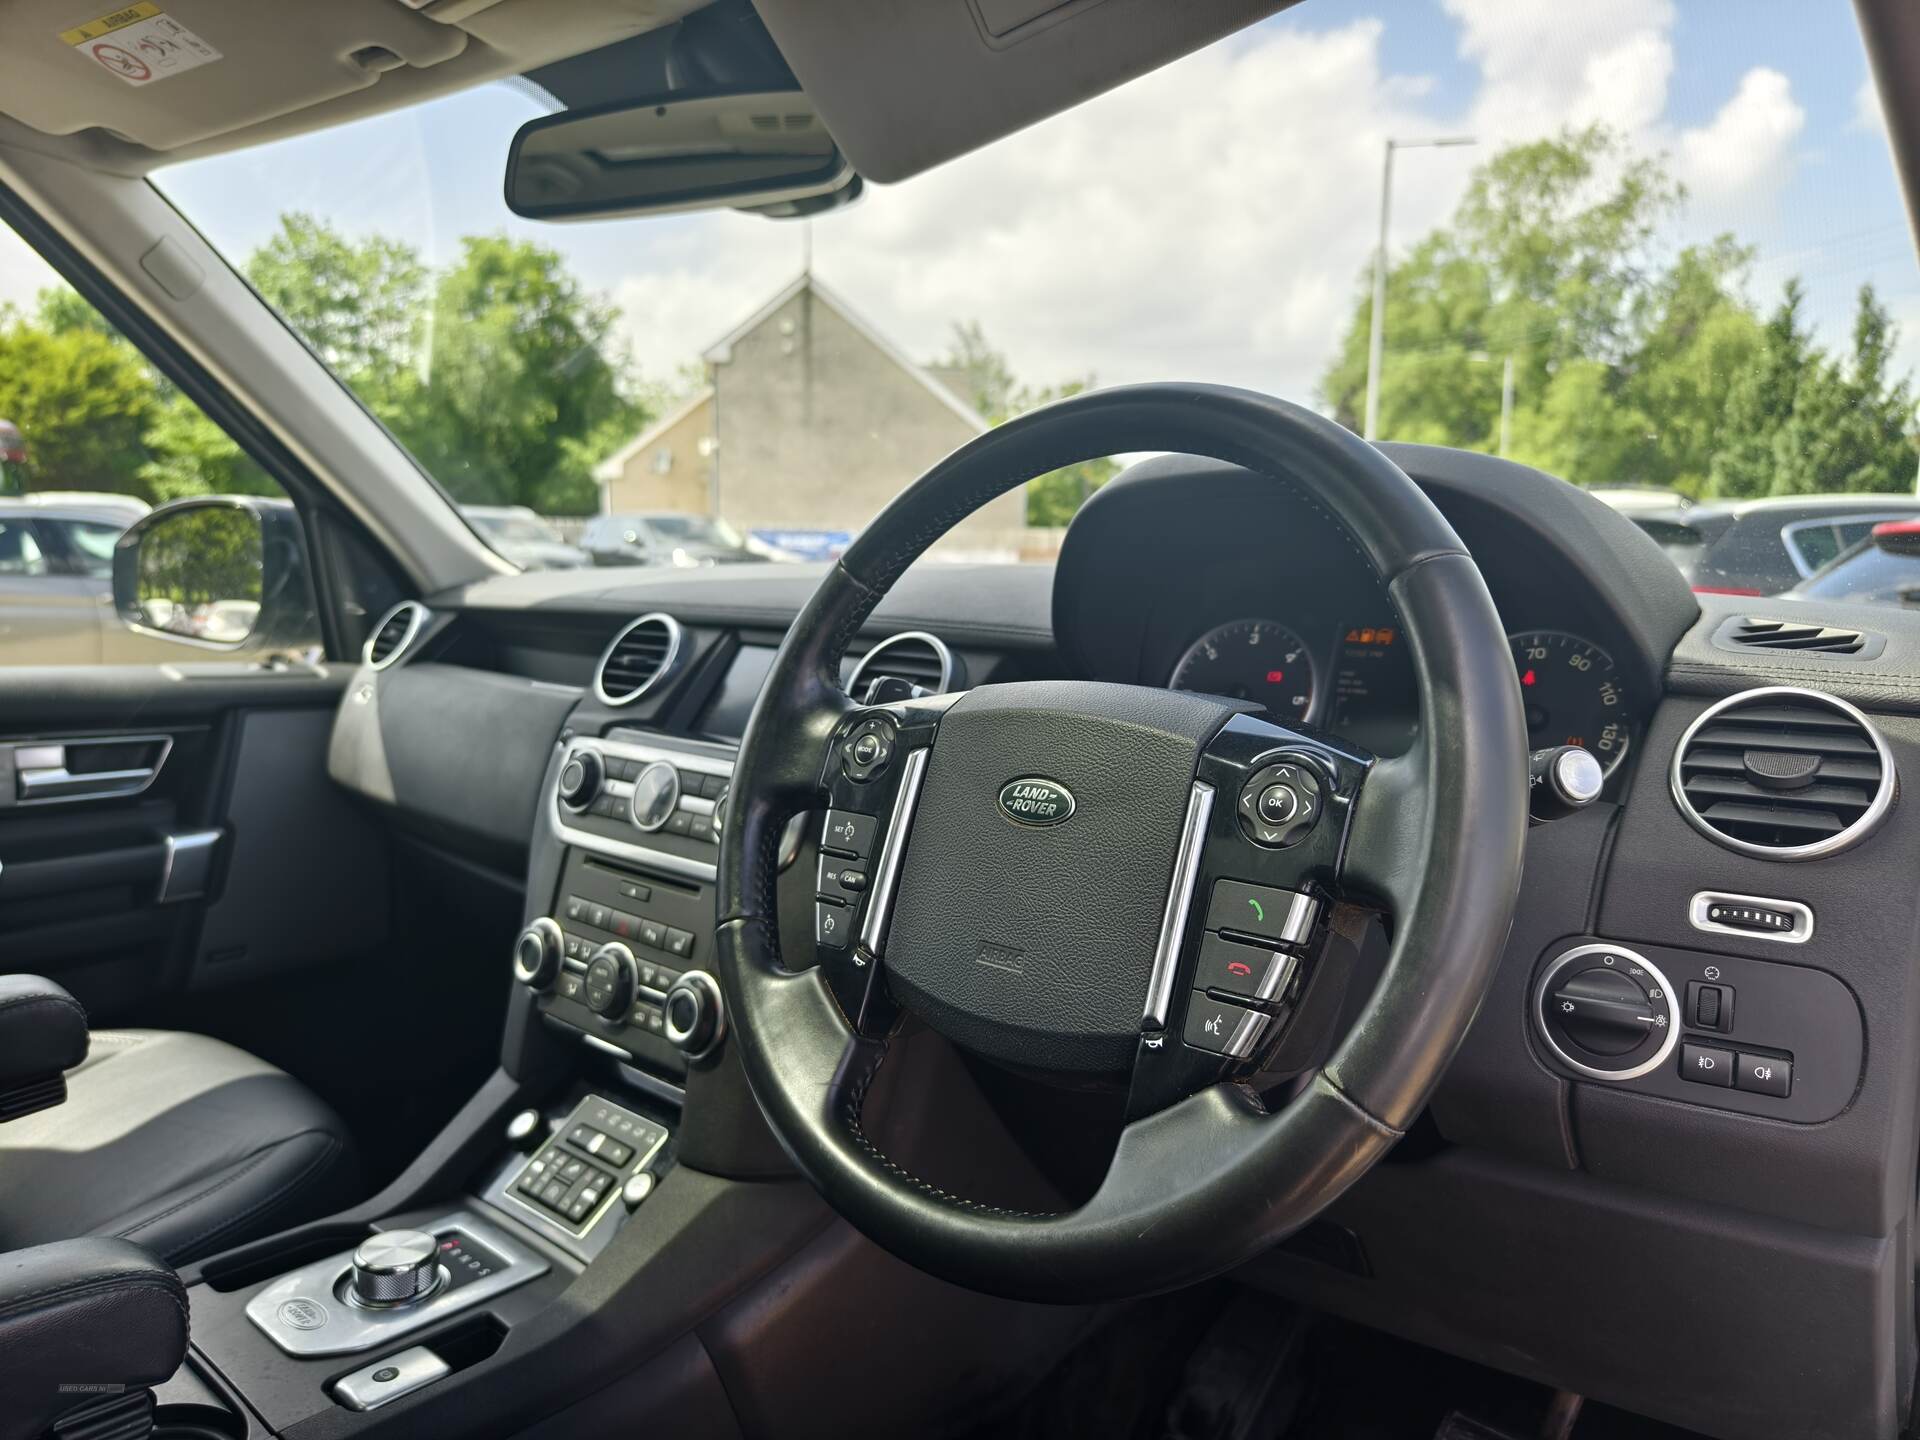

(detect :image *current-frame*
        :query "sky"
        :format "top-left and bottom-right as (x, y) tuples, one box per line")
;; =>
(4, 0), (1916, 413)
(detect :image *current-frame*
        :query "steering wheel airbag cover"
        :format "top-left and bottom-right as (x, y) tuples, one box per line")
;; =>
(885, 680), (1244, 1076)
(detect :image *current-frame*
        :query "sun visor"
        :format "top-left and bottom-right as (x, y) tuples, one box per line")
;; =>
(0, 0), (472, 151)
(752, 0), (1298, 184)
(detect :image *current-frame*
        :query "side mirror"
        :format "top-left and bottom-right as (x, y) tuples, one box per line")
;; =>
(111, 496), (318, 654)
(505, 88), (859, 222)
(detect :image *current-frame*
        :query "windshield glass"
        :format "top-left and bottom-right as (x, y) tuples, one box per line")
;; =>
(644, 515), (743, 548)
(137, 3), (1917, 590)
(470, 512), (562, 545)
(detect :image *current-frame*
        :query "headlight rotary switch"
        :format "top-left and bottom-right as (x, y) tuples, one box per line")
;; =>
(1533, 943), (1679, 1081)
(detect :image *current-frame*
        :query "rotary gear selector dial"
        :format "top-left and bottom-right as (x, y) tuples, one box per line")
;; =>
(1533, 943), (1679, 1080)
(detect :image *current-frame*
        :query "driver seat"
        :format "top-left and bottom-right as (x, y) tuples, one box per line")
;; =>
(0, 978), (359, 1265)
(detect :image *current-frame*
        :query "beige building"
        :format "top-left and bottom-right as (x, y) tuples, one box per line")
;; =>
(597, 274), (1028, 558)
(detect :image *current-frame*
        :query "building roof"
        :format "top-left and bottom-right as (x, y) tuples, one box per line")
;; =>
(702, 272), (988, 434)
(592, 385), (715, 483)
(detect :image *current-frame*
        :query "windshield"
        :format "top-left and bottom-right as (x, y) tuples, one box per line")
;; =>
(470, 512), (563, 545)
(644, 515), (743, 548)
(139, 4), (1917, 590)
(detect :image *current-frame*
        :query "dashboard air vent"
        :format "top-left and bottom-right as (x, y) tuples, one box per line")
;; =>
(845, 631), (959, 703)
(594, 614), (685, 706)
(1670, 686), (1895, 859)
(364, 601), (428, 670)
(1726, 618), (1869, 656)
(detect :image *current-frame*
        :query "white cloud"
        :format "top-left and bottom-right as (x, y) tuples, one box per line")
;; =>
(1677, 67), (1805, 209)
(604, 1), (1823, 410)
(1446, 0), (1675, 141)
(1854, 74), (1886, 135)
(616, 18), (1473, 401)
(0, 225), (61, 314)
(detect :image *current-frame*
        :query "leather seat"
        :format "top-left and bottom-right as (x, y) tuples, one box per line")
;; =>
(0, 1027), (360, 1265)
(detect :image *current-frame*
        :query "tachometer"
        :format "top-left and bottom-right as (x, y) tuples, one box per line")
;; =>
(1508, 630), (1632, 775)
(1170, 619), (1317, 724)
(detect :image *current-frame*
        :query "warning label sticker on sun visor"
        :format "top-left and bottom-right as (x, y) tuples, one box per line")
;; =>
(61, 4), (221, 87)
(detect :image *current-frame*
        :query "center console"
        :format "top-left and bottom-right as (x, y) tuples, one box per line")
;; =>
(512, 730), (756, 1076)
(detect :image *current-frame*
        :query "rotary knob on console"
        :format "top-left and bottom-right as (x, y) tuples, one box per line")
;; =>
(584, 943), (639, 1018)
(557, 749), (603, 812)
(664, 970), (726, 1060)
(349, 1229), (441, 1307)
(511, 917), (563, 991)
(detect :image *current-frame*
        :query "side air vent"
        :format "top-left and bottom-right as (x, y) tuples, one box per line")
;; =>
(594, 614), (685, 706)
(1670, 686), (1895, 859)
(1725, 617), (1871, 656)
(364, 601), (428, 670)
(845, 631), (960, 703)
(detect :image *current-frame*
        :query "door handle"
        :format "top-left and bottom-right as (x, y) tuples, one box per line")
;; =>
(8, 736), (172, 806)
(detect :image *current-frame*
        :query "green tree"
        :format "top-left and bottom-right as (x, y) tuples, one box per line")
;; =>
(1321, 128), (1917, 498)
(0, 302), (155, 494)
(931, 322), (1117, 525)
(247, 213), (426, 402)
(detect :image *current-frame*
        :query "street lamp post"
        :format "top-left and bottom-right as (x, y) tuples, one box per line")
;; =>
(1363, 135), (1477, 441)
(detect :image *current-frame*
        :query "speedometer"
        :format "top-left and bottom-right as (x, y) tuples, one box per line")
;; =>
(1508, 630), (1632, 775)
(1169, 619), (1317, 724)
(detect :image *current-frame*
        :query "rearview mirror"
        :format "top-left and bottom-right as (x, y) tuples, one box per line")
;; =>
(111, 496), (319, 654)
(505, 89), (859, 222)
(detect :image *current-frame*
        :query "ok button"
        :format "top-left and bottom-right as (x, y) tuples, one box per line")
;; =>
(1256, 784), (1299, 824)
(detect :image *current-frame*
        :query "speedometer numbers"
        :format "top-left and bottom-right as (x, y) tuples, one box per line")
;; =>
(1170, 619), (1317, 724)
(1508, 631), (1632, 776)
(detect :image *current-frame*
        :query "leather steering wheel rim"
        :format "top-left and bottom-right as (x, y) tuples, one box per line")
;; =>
(716, 382), (1528, 1302)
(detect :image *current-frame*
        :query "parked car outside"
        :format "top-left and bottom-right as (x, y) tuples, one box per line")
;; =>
(1598, 492), (1920, 595)
(1785, 519), (1920, 607)
(579, 511), (769, 567)
(461, 505), (590, 570)
(0, 494), (150, 663)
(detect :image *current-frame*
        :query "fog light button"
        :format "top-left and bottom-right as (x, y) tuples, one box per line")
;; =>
(1736, 1052), (1792, 1098)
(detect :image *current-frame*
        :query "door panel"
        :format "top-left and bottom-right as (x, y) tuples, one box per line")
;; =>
(0, 666), (389, 1024)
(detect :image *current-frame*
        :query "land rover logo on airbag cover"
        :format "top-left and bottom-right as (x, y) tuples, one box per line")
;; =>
(997, 777), (1075, 826)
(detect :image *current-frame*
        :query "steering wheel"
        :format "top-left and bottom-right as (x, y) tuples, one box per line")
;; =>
(717, 383), (1528, 1302)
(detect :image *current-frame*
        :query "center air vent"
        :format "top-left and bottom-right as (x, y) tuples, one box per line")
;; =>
(1670, 686), (1895, 859)
(1724, 617), (1872, 656)
(595, 614), (684, 706)
(364, 601), (427, 670)
(845, 631), (960, 702)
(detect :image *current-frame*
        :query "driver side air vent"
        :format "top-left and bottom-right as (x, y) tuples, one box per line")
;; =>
(594, 614), (685, 706)
(845, 631), (960, 703)
(1671, 687), (1895, 859)
(1726, 618), (1870, 655)
(364, 601), (428, 670)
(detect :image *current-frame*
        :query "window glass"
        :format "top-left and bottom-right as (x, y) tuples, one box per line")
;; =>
(1789, 524), (1843, 573)
(0, 227), (309, 664)
(146, 3), (1920, 597)
(0, 520), (45, 576)
(53, 520), (121, 578)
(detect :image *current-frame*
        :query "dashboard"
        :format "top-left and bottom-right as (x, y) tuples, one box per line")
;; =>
(334, 437), (1920, 1440)
(1054, 450), (1676, 793)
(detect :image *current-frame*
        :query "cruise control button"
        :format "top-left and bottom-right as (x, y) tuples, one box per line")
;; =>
(1205, 880), (1318, 947)
(1194, 933), (1297, 1002)
(815, 900), (852, 949)
(1182, 991), (1268, 1058)
(818, 857), (870, 904)
(1680, 1042), (1734, 1087)
(822, 810), (877, 860)
(1736, 1053), (1791, 1097)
